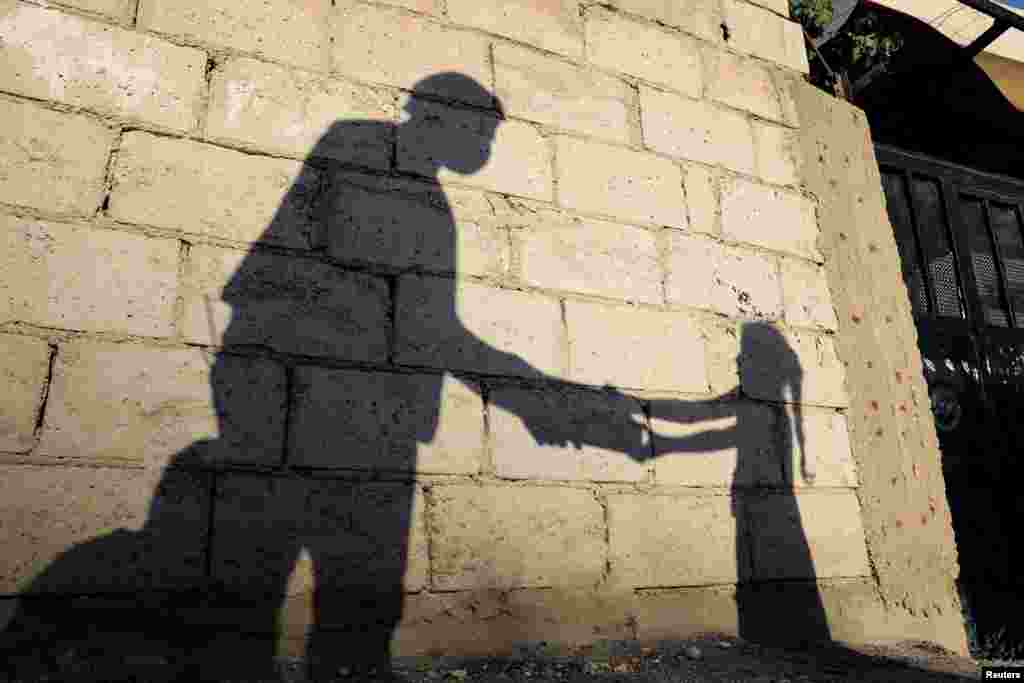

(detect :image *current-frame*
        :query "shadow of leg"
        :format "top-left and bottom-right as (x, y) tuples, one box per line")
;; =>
(307, 481), (414, 681)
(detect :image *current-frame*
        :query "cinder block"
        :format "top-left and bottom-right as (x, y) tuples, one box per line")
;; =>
(0, 216), (177, 337)
(109, 132), (318, 249)
(747, 491), (870, 579)
(430, 485), (605, 590)
(773, 68), (803, 127)
(0, 99), (111, 216)
(720, 178), (821, 261)
(327, 168), (508, 225)
(555, 136), (686, 228)
(565, 300), (707, 392)
(394, 275), (565, 378)
(754, 122), (801, 186)
(780, 257), (838, 330)
(182, 244), (391, 363)
(608, 493), (741, 586)
(666, 233), (782, 320)
(493, 43), (632, 144)
(651, 399), (783, 487)
(373, 0), (441, 14)
(519, 214), (661, 303)
(746, 0), (789, 14)
(790, 408), (857, 487)
(703, 318), (742, 396)
(0, 335), (50, 452)
(321, 181), (510, 277)
(206, 58), (395, 167)
(738, 324), (848, 408)
(56, 0), (136, 21)
(703, 48), (785, 122)
(0, 2), (205, 131)
(288, 367), (484, 474)
(329, 1), (491, 106)
(447, 0), (583, 59)
(212, 476), (427, 592)
(37, 341), (287, 467)
(640, 86), (756, 175)
(395, 588), (633, 657)
(635, 585), (739, 641)
(608, 0), (721, 42)
(397, 98), (552, 200)
(138, 0), (329, 71)
(728, 581), (832, 646)
(0, 464), (210, 593)
(489, 386), (649, 482)
(684, 164), (719, 235)
(722, 0), (809, 73)
(585, 7), (702, 96)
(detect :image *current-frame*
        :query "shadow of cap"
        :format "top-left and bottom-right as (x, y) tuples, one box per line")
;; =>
(402, 72), (506, 176)
(405, 71), (505, 119)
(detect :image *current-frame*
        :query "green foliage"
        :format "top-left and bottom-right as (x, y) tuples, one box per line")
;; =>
(792, 0), (833, 36)
(790, 0), (904, 98)
(846, 11), (904, 69)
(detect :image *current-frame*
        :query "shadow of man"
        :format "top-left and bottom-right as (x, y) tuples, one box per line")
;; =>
(1, 74), (831, 682)
(650, 321), (830, 646)
(189, 71), (651, 680)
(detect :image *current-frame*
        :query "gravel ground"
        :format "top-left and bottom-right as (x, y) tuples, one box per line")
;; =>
(2, 635), (988, 682)
(379, 637), (983, 683)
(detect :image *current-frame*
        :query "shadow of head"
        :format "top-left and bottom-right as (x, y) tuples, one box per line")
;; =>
(739, 322), (802, 402)
(313, 71), (505, 177)
(404, 72), (505, 175)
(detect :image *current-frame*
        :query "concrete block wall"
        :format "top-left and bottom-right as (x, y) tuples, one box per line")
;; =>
(0, 0), (964, 670)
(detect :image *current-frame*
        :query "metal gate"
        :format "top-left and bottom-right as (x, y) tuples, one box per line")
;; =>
(876, 144), (1024, 645)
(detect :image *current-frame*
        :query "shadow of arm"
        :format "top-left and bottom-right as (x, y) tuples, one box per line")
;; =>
(643, 393), (741, 457)
(652, 426), (736, 454)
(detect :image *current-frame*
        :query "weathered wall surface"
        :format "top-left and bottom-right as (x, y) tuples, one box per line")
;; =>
(792, 84), (967, 652)
(0, 0), (964, 670)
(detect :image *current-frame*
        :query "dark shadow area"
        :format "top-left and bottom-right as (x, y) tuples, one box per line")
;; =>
(858, 4), (1024, 180)
(0, 72), (969, 682)
(872, 87), (1024, 652)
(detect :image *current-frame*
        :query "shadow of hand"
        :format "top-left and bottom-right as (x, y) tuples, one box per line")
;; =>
(527, 385), (653, 455)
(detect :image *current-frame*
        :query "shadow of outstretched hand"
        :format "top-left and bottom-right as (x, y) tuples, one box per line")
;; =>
(511, 384), (736, 461)
(488, 378), (650, 455)
(628, 391), (741, 461)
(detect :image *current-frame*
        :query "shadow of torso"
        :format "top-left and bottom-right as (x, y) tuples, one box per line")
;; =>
(201, 119), (466, 677)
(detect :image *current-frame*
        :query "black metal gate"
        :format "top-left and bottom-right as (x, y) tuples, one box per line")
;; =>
(876, 144), (1024, 648)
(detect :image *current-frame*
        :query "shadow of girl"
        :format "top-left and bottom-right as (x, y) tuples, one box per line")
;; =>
(648, 321), (830, 646)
